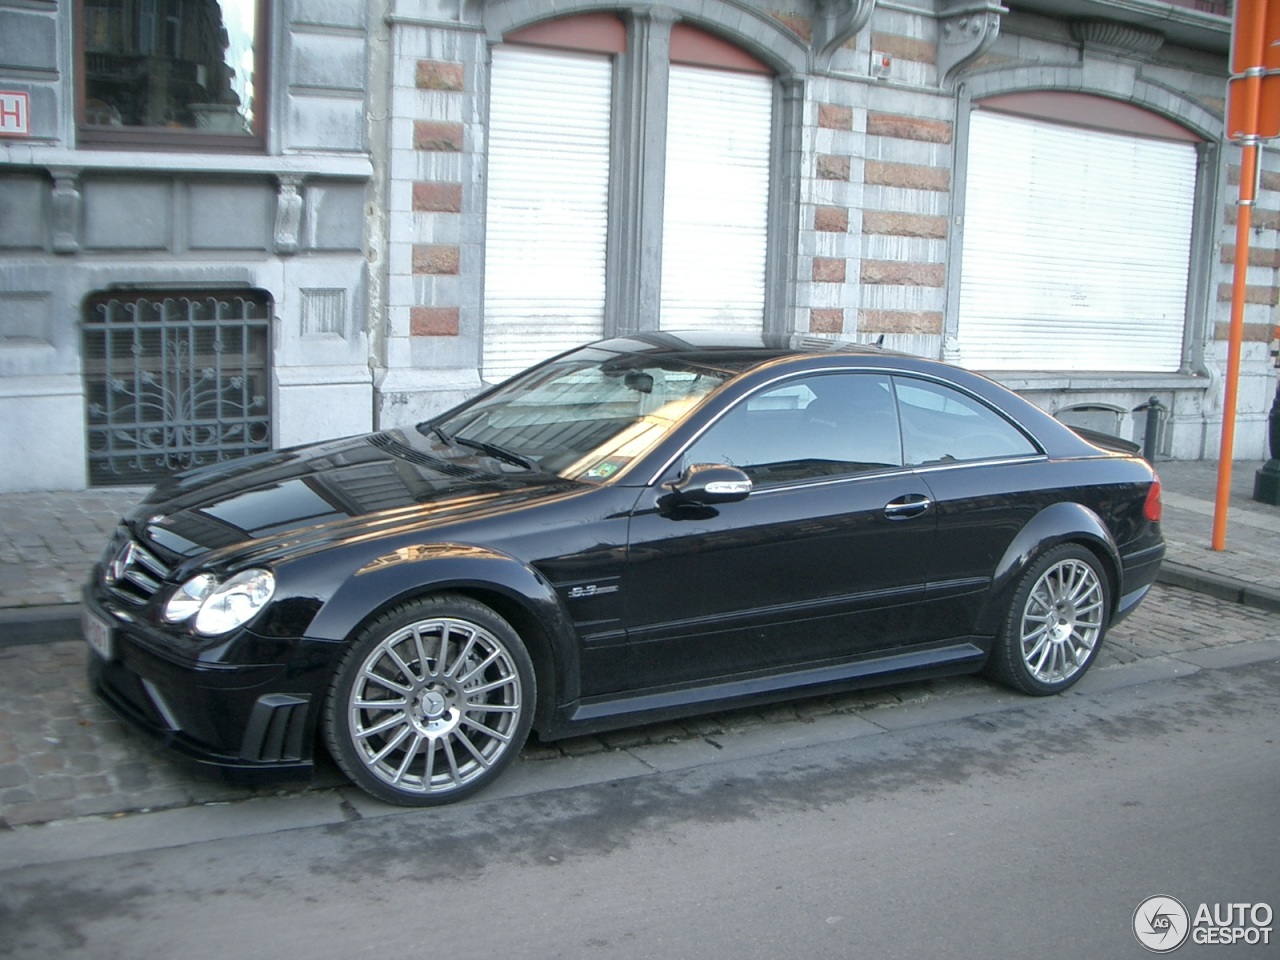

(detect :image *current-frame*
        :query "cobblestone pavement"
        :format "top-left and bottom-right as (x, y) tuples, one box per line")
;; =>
(1, 582), (1276, 829)
(0, 487), (146, 609)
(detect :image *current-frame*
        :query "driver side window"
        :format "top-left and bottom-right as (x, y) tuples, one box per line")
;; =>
(683, 373), (904, 486)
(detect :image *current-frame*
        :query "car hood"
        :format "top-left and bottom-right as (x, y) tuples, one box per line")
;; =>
(127, 427), (580, 564)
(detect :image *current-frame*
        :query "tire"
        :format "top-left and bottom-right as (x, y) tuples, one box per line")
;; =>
(987, 544), (1110, 696)
(324, 595), (535, 805)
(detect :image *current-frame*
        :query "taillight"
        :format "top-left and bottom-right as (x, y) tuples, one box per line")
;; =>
(1144, 477), (1163, 522)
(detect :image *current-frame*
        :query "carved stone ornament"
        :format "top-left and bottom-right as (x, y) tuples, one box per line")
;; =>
(812, 0), (877, 69)
(50, 170), (82, 255)
(937, 0), (1006, 88)
(1069, 19), (1164, 58)
(274, 175), (304, 256)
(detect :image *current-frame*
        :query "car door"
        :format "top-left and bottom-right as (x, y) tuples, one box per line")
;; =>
(890, 374), (1047, 642)
(620, 371), (939, 693)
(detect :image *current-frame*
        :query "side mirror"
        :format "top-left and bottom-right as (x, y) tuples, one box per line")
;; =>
(667, 463), (753, 505)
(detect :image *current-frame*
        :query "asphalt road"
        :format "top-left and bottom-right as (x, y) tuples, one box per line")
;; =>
(2, 645), (1277, 960)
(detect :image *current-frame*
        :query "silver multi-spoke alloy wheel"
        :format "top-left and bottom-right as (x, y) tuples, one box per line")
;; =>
(326, 596), (534, 805)
(989, 544), (1110, 696)
(1018, 556), (1104, 685)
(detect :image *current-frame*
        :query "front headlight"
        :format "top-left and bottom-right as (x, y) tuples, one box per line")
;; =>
(163, 573), (217, 623)
(163, 569), (275, 636)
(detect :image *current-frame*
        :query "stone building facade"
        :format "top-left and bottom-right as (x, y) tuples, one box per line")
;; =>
(1, 0), (1277, 492)
(0, 0), (375, 492)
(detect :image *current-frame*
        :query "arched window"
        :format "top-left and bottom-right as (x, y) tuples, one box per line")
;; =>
(955, 93), (1203, 373)
(482, 13), (776, 380)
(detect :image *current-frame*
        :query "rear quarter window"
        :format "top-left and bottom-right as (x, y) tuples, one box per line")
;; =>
(894, 377), (1038, 465)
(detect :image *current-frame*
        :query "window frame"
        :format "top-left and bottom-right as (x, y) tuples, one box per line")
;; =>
(482, 9), (803, 372)
(74, 0), (271, 152)
(944, 80), (1221, 381)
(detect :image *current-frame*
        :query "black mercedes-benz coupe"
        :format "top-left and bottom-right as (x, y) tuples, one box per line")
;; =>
(84, 332), (1164, 805)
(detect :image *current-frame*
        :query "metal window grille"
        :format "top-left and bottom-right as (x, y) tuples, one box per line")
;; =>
(82, 290), (272, 486)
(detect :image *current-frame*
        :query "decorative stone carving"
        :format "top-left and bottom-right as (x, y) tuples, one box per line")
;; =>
(274, 175), (304, 255)
(1069, 20), (1164, 58)
(50, 170), (81, 255)
(812, 0), (877, 69)
(937, 0), (1006, 88)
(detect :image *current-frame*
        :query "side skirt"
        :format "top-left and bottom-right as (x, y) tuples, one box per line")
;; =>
(543, 641), (989, 741)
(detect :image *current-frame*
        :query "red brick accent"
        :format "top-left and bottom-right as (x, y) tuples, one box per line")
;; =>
(867, 113), (953, 144)
(809, 309), (845, 334)
(416, 60), (465, 91)
(769, 11), (812, 41)
(1221, 244), (1280, 268)
(413, 121), (463, 152)
(818, 104), (854, 131)
(812, 257), (846, 282)
(816, 154), (851, 180)
(861, 260), (945, 287)
(866, 160), (950, 192)
(1213, 321), (1278, 341)
(857, 309), (944, 335)
(411, 307), (460, 337)
(1227, 164), (1280, 192)
(814, 205), (849, 232)
(413, 182), (463, 213)
(412, 244), (460, 275)
(869, 31), (936, 64)
(1225, 206), (1280, 230)
(862, 211), (948, 239)
(1215, 283), (1278, 305)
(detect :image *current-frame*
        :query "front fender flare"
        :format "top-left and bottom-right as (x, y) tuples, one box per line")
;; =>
(975, 501), (1122, 637)
(301, 542), (580, 726)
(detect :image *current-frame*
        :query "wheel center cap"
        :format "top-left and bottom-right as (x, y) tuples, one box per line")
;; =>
(419, 689), (448, 720)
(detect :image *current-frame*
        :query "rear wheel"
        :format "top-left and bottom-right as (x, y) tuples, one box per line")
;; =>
(324, 595), (535, 805)
(988, 544), (1110, 695)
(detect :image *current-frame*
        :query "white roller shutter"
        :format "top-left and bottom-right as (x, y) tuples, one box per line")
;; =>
(660, 64), (772, 332)
(483, 47), (613, 381)
(958, 110), (1196, 372)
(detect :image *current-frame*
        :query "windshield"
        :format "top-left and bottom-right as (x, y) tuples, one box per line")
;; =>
(429, 349), (731, 481)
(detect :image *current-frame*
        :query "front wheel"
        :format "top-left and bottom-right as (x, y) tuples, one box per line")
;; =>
(987, 544), (1110, 696)
(324, 595), (535, 805)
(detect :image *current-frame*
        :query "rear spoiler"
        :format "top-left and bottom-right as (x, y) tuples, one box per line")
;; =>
(1069, 426), (1142, 456)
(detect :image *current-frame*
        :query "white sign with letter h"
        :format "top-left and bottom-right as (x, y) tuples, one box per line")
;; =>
(0, 92), (31, 136)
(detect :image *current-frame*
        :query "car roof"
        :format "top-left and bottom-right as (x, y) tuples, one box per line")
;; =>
(583, 331), (894, 376)
(581, 331), (1111, 462)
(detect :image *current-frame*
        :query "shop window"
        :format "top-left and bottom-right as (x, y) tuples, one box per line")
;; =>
(482, 14), (777, 381)
(78, 0), (266, 149)
(956, 98), (1200, 373)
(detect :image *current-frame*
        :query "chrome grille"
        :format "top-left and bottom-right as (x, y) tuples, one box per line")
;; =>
(102, 529), (172, 606)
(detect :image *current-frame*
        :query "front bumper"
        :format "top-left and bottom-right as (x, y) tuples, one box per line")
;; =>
(83, 588), (341, 783)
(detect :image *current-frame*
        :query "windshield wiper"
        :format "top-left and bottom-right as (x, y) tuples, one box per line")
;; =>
(452, 435), (538, 472)
(429, 423), (452, 445)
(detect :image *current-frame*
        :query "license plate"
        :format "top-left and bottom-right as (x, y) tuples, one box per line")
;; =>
(83, 609), (114, 661)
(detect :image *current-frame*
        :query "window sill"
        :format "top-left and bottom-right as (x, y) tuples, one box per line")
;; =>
(0, 144), (372, 180)
(989, 371), (1211, 393)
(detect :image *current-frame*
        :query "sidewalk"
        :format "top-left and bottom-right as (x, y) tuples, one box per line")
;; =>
(0, 460), (1276, 624)
(1152, 458), (1280, 611)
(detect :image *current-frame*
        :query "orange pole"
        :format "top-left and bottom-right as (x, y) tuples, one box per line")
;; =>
(1213, 0), (1270, 551)
(1213, 141), (1258, 550)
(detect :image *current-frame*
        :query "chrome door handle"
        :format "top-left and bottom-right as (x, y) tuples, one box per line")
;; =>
(883, 495), (932, 519)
